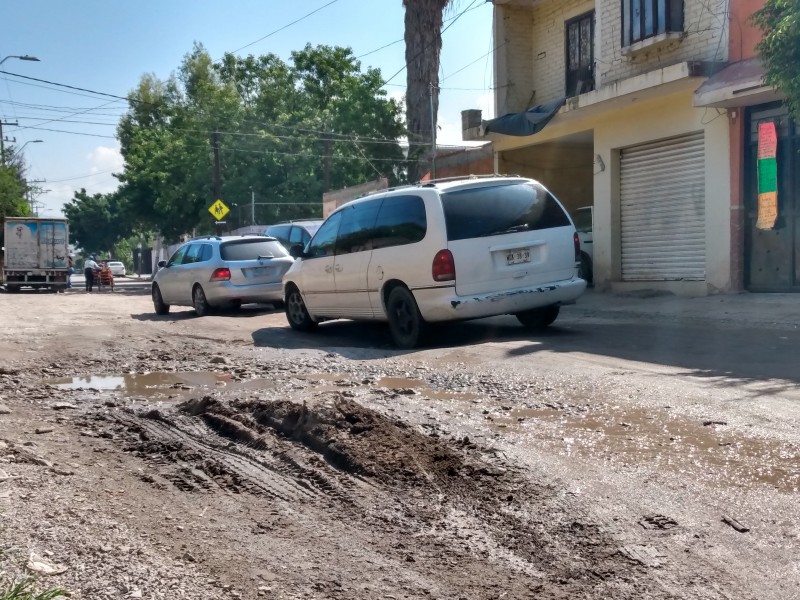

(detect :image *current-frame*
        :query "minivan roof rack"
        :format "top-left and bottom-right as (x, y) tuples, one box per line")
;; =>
(420, 173), (520, 187)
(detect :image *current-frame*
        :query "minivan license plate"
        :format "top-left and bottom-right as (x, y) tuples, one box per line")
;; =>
(506, 248), (531, 265)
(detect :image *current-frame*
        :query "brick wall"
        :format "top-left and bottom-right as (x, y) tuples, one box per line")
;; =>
(496, 0), (594, 114)
(598, 0), (729, 85)
(495, 0), (730, 112)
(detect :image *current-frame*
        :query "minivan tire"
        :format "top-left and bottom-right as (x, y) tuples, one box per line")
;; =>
(285, 286), (317, 331)
(516, 304), (560, 329)
(387, 286), (426, 349)
(152, 284), (170, 315)
(193, 285), (211, 317)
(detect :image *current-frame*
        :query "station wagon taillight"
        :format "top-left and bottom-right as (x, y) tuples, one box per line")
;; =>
(432, 249), (456, 282)
(210, 267), (231, 281)
(574, 232), (581, 262)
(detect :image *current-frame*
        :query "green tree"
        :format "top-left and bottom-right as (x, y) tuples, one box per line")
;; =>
(117, 44), (405, 240)
(0, 165), (29, 220)
(62, 189), (132, 256)
(752, 0), (800, 120)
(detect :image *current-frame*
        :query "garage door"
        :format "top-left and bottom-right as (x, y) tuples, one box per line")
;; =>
(620, 132), (706, 281)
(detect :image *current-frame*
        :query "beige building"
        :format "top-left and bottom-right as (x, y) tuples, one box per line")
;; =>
(464, 0), (733, 296)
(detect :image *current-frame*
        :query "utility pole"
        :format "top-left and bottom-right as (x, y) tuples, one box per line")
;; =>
(26, 179), (46, 215)
(322, 135), (331, 193)
(212, 130), (223, 235)
(429, 83), (437, 181)
(0, 120), (19, 166)
(250, 187), (255, 225)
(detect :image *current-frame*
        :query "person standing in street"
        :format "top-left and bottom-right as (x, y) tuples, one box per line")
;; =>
(84, 255), (100, 292)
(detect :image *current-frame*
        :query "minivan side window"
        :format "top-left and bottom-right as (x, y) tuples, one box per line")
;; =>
(289, 226), (305, 245)
(441, 182), (571, 241)
(335, 200), (382, 255)
(306, 212), (342, 258)
(267, 225), (291, 245)
(372, 195), (426, 250)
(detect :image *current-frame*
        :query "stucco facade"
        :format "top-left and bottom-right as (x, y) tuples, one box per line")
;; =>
(468, 0), (737, 296)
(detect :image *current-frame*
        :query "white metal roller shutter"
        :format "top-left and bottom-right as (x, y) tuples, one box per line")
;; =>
(620, 132), (706, 281)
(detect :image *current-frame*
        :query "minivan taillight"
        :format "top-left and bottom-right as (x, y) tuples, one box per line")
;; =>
(432, 249), (456, 282)
(210, 267), (231, 281)
(574, 232), (581, 262)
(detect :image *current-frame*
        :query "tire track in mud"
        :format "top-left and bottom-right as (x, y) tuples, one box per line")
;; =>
(112, 410), (356, 504)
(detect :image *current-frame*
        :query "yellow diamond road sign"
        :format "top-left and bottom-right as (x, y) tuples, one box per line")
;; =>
(209, 199), (230, 220)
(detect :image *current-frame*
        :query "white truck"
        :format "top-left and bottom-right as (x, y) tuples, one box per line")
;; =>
(2, 217), (70, 292)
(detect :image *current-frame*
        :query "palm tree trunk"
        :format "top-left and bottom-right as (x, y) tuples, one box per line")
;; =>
(404, 0), (449, 183)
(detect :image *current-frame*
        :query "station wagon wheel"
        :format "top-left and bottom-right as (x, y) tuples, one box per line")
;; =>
(516, 304), (560, 329)
(387, 286), (426, 349)
(152, 284), (170, 315)
(285, 286), (317, 331)
(192, 284), (211, 317)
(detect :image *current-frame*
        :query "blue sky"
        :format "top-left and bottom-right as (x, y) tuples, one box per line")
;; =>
(0, 0), (496, 217)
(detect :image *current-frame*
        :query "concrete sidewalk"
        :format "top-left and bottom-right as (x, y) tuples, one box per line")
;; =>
(570, 289), (798, 330)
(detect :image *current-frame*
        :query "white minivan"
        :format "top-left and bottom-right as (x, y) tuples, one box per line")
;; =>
(282, 176), (587, 348)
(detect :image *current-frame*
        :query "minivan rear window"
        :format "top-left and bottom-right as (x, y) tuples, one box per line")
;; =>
(441, 182), (571, 241)
(220, 239), (288, 261)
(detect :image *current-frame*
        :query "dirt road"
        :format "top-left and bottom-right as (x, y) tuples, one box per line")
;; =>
(0, 289), (798, 599)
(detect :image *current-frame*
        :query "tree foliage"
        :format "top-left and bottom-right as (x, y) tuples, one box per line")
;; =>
(62, 189), (132, 256)
(116, 44), (406, 241)
(752, 0), (800, 120)
(0, 165), (29, 221)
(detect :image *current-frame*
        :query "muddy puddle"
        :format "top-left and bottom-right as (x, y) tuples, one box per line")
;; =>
(48, 371), (275, 399)
(47, 371), (478, 403)
(491, 406), (800, 493)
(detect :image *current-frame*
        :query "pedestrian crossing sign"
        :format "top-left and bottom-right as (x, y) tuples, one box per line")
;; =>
(209, 199), (230, 220)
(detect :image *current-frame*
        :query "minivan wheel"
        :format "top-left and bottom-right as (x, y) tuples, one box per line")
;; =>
(387, 287), (426, 349)
(285, 287), (317, 331)
(152, 284), (170, 315)
(516, 304), (560, 329)
(193, 285), (211, 317)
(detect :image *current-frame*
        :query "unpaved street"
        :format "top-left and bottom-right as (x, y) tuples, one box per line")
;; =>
(1, 288), (798, 599)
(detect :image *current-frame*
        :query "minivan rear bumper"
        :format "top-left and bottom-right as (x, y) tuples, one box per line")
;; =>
(413, 277), (586, 322)
(205, 281), (284, 305)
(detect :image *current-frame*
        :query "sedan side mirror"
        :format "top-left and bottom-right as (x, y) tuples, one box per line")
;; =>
(157, 260), (167, 268)
(288, 244), (305, 259)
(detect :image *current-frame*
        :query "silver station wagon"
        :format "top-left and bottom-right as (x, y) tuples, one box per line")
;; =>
(152, 235), (294, 316)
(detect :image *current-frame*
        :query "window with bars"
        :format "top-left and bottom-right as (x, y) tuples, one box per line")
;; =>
(566, 11), (594, 98)
(621, 0), (684, 47)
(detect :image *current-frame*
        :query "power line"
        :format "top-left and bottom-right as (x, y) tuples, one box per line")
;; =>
(226, 0), (341, 56)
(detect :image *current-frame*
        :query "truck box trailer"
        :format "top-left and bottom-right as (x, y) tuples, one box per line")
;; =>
(2, 217), (70, 292)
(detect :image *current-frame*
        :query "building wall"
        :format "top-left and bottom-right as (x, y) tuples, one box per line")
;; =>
(598, 0), (729, 86)
(730, 0), (763, 61)
(593, 89), (731, 295)
(496, 0), (594, 114)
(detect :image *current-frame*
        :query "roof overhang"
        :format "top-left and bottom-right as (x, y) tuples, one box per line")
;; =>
(693, 58), (781, 108)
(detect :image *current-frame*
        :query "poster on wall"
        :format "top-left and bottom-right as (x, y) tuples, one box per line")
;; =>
(756, 122), (778, 230)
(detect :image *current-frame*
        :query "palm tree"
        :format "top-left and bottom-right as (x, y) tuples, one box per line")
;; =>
(403, 0), (453, 183)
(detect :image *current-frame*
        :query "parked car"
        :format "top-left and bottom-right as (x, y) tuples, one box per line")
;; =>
(106, 261), (127, 277)
(265, 219), (324, 251)
(151, 235), (294, 316)
(571, 206), (593, 285)
(282, 176), (586, 348)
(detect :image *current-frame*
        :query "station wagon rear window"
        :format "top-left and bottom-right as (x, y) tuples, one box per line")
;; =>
(442, 182), (570, 241)
(220, 239), (288, 261)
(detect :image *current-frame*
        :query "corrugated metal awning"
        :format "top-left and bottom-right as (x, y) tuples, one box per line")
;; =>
(693, 58), (780, 108)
